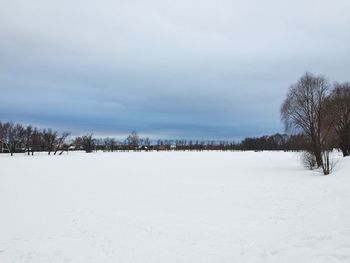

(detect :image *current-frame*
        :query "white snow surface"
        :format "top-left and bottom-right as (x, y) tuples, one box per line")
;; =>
(1, 151), (350, 263)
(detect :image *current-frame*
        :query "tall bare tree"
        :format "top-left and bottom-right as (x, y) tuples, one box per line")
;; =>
(0, 121), (11, 153)
(326, 82), (350, 157)
(30, 128), (42, 155)
(281, 72), (330, 167)
(7, 123), (25, 156)
(23, 125), (33, 155)
(42, 129), (58, 155)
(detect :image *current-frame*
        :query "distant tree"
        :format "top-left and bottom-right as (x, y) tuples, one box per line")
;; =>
(81, 135), (95, 153)
(143, 137), (151, 147)
(54, 132), (70, 155)
(104, 137), (117, 152)
(23, 125), (33, 155)
(0, 121), (11, 153)
(42, 129), (58, 155)
(140, 137), (151, 151)
(286, 134), (309, 151)
(30, 128), (42, 155)
(7, 123), (25, 156)
(126, 131), (140, 150)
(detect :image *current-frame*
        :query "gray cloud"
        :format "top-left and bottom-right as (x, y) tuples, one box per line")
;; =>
(1, 0), (349, 139)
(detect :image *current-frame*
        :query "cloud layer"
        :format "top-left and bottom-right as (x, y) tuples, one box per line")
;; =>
(1, 0), (349, 139)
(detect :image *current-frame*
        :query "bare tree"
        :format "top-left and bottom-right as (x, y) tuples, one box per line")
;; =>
(301, 151), (317, 170)
(42, 129), (58, 155)
(281, 72), (331, 168)
(54, 132), (70, 155)
(30, 128), (42, 155)
(79, 135), (95, 153)
(326, 82), (350, 157)
(126, 131), (140, 150)
(0, 121), (11, 153)
(23, 125), (33, 155)
(7, 123), (25, 156)
(144, 137), (151, 146)
(104, 137), (116, 152)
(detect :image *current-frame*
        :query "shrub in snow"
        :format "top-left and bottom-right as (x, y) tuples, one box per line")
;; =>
(302, 151), (317, 170)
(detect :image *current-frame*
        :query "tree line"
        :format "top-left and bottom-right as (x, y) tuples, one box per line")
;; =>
(281, 72), (350, 175)
(0, 123), (71, 156)
(0, 120), (312, 155)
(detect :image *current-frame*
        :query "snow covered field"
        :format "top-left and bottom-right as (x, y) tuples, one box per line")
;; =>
(1, 151), (350, 263)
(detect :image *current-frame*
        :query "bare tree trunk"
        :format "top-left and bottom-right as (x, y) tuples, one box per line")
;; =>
(340, 135), (350, 157)
(314, 149), (323, 167)
(322, 151), (332, 175)
(312, 138), (323, 167)
(340, 146), (349, 157)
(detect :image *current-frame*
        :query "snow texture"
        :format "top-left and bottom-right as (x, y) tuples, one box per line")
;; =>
(1, 151), (350, 262)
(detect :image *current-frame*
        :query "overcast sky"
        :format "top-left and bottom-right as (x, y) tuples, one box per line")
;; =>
(1, 0), (349, 140)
